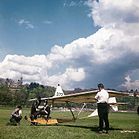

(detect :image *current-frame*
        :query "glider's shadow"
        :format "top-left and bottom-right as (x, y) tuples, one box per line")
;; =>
(58, 124), (122, 133)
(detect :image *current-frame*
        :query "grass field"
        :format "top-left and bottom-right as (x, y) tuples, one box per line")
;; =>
(0, 107), (139, 139)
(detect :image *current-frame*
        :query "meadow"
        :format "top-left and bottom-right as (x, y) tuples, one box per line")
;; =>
(0, 107), (139, 139)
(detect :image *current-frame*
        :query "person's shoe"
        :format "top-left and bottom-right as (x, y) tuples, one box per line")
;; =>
(98, 130), (103, 134)
(102, 130), (109, 134)
(105, 130), (108, 134)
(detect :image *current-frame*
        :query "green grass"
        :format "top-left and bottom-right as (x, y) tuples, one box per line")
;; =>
(0, 107), (139, 139)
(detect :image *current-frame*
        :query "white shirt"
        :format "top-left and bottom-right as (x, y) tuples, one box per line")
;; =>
(11, 108), (22, 117)
(95, 89), (109, 103)
(19, 110), (22, 116)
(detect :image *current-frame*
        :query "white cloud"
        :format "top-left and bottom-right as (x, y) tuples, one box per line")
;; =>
(86, 0), (139, 27)
(122, 69), (139, 90)
(65, 67), (85, 82)
(43, 20), (52, 24)
(45, 67), (85, 88)
(69, 1), (76, 7)
(18, 19), (34, 29)
(121, 75), (139, 90)
(0, 54), (51, 83)
(63, 0), (84, 7)
(0, 54), (85, 88)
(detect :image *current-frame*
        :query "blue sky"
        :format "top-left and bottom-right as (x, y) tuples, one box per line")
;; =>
(0, 0), (139, 90)
(0, 0), (98, 60)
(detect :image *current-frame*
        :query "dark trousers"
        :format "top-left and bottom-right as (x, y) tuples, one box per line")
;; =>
(10, 115), (22, 124)
(97, 103), (109, 131)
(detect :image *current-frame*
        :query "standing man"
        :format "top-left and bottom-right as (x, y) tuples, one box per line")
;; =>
(95, 83), (109, 133)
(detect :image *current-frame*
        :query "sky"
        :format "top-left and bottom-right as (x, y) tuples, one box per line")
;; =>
(0, 0), (139, 90)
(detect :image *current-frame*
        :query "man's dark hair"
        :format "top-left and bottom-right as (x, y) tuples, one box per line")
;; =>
(17, 105), (22, 109)
(37, 96), (41, 100)
(98, 83), (104, 88)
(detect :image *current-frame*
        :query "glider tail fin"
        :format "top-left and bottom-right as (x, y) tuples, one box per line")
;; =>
(87, 109), (98, 117)
(54, 84), (64, 97)
(108, 97), (118, 111)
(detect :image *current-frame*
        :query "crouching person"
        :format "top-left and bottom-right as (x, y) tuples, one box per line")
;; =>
(10, 105), (22, 125)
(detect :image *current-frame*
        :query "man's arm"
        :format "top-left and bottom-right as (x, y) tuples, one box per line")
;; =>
(95, 92), (99, 100)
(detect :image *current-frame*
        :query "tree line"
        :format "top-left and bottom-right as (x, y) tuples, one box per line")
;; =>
(0, 82), (55, 106)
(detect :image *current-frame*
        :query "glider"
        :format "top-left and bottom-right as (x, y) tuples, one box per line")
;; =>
(28, 84), (129, 125)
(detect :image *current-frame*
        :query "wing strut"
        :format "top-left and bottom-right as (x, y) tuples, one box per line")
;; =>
(76, 103), (86, 119)
(66, 102), (76, 120)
